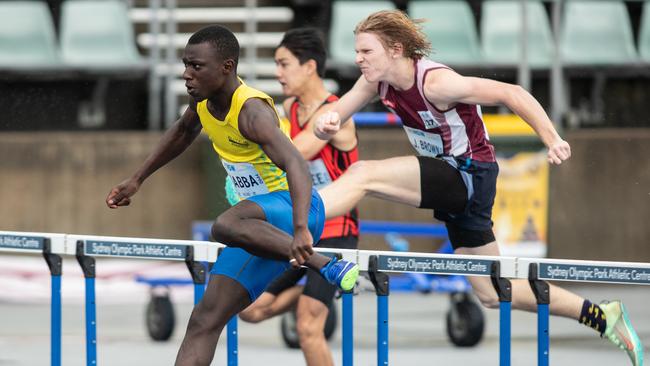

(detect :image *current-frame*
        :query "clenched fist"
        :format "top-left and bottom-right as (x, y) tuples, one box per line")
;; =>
(547, 138), (571, 165)
(314, 111), (342, 140)
(106, 178), (140, 208)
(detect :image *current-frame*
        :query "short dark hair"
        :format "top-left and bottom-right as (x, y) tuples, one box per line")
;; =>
(278, 28), (327, 77)
(188, 25), (239, 64)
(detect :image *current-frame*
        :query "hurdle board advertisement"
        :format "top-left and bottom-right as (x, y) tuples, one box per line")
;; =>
(0, 231), (66, 253)
(84, 240), (188, 260)
(520, 258), (650, 285)
(0, 233), (45, 251)
(358, 250), (518, 278)
(378, 255), (494, 275)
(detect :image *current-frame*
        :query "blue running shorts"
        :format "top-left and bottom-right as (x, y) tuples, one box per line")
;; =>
(210, 188), (325, 301)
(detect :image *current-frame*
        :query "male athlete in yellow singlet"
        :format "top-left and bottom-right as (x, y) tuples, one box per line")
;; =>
(105, 25), (358, 366)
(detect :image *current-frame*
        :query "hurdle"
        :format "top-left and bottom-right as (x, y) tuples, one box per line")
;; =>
(518, 258), (650, 366)
(2, 229), (649, 366)
(66, 234), (219, 366)
(219, 247), (357, 366)
(0, 231), (66, 366)
(357, 250), (516, 366)
(0, 230), (221, 366)
(191, 219), (464, 366)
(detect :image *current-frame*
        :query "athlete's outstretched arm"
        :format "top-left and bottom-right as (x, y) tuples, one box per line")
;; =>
(422, 68), (570, 165)
(315, 76), (377, 140)
(106, 100), (203, 208)
(238, 98), (314, 264)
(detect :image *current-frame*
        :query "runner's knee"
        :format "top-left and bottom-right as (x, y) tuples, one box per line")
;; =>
(211, 213), (238, 244)
(187, 304), (226, 335)
(296, 298), (329, 340)
(346, 160), (377, 189)
(238, 307), (271, 323)
(238, 309), (260, 323)
(347, 161), (370, 182)
(296, 314), (324, 342)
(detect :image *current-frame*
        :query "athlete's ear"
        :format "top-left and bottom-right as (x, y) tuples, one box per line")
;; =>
(222, 59), (236, 74)
(390, 42), (404, 59)
(305, 59), (318, 76)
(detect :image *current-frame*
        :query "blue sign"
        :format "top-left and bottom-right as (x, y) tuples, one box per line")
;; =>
(378, 255), (493, 275)
(0, 234), (45, 251)
(85, 240), (187, 260)
(539, 263), (650, 285)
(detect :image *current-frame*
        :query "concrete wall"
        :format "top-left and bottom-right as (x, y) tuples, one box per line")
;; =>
(0, 129), (438, 250)
(548, 129), (650, 262)
(1, 129), (648, 261)
(0, 132), (207, 239)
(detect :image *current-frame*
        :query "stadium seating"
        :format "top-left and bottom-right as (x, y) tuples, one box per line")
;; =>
(0, 1), (60, 67)
(481, 0), (554, 68)
(638, 1), (650, 61)
(60, 0), (143, 67)
(329, 0), (396, 66)
(408, 0), (483, 66)
(560, 0), (638, 65)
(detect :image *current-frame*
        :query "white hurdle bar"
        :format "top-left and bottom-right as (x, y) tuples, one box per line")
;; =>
(66, 234), (220, 366)
(2, 230), (650, 366)
(357, 250), (516, 366)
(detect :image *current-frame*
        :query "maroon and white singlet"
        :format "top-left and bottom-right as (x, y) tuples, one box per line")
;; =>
(378, 59), (496, 163)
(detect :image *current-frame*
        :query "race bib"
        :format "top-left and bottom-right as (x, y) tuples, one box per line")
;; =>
(403, 125), (444, 157)
(221, 160), (269, 199)
(417, 110), (441, 129)
(309, 158), (333, 190)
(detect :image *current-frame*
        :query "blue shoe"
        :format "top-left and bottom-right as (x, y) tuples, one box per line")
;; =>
(320, 258), (359, 292)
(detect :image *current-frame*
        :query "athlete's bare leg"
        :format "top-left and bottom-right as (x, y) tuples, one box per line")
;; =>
(456, 242), (583, 319)
(319, 156), (422, 219)
(239, 286), (303, 323)
(296, 295), (334, 366)
(175, 275), (251, 366)
(322, 155), (584, 318)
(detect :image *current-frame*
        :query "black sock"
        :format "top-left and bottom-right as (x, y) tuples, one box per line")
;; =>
(579, 300), (607, 336)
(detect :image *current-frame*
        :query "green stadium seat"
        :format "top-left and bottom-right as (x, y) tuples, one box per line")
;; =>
(561, 1), (637, 65)
(60, 0), (142, 66)
(0, 1), (60, 67)
(329, 0), (396, 66)
(408, 1), (483, 66)
(638, 1), (650, 61)
(481, 0), (554, 68)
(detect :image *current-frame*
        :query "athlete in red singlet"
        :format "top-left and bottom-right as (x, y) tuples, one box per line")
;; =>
(288, 93), (359, 239)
